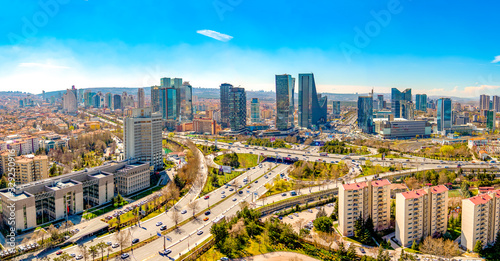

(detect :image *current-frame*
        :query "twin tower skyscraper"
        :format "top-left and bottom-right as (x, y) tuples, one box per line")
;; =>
(275, 73), (327, 130)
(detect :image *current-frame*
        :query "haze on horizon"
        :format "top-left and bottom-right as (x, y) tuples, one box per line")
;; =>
(1, 1), (499, 97)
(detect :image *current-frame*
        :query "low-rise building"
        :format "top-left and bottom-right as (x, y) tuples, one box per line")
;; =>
(374, 119), (431, 139)
(114, 162), (150, 196)
(395, 185), (448, 247)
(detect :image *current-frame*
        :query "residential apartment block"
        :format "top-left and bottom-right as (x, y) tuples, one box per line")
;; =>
(461, 191), (500, 251)
(339, 179), (391, 236)
(395, 185), (449, 247)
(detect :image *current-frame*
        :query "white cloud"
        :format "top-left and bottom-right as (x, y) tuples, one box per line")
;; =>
(196, 30), (233, 42)
(491, 55), (500, 63)
(18, 62), (70, 69)
(461, 85), (500, 96)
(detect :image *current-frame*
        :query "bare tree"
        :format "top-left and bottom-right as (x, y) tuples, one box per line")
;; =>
(96, 242), (107, 260)
(113, 230), (131, 254)
(78, 244), (89, 261)
(188, 200), (199, 217)
(295, 218), (306, 231)
(171, 209), (181, 228)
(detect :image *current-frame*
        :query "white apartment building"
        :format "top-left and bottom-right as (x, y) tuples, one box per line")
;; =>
(339, 179), (391, 236)
(395, 185), (449, 247)
(124, 108), (163, 170)
(461, 190), (500, 251)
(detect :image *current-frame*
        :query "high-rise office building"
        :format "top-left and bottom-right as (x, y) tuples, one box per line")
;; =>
(159, 88), (177, 121)
(395, 185), (449, 247)
(113, 94), (122, 111)
(63, 86), (78, 113)
(229, 87), (247, 132)
(151, 86), (160, 113)
(339, 179), (392, 236)
(357, 95), (374, 133)
(275, 74), (295, 130)
(493, 95), (500, 113)
(460, 191), (500, 251)
(161, 77), (172, 88)
(400, 101), (415, 120)
(415, 94), (427, 111)
(437, 98), (452, 132)
(84, 90), (94, 108)
(487, 110), (496, 131)
(332, 101), (341, 117)
(137, 88), (145, 108)
(250, 98), (261, 123)
(124, 108), (163, 170)
(480, 94), (490, 111)
(298, 73), (327, 129)
(391, 88), (412, 118)
(178, 82), (193, 122)
(377, 95), (384, 110)
(105, 92), (113, 108)
(92, 93), (102, 108)
(220, 83), (233, 128)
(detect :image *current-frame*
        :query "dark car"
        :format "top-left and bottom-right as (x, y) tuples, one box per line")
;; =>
(132, 238), (139, 244)
(205, 211), (211, 216)
(160, 225), (167, 231)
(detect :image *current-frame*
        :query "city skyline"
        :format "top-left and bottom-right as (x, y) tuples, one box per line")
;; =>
(1, 1), (499, 96)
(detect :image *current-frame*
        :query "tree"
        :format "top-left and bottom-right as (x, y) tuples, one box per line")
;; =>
(316, 207), (327, 218)
(330, 201), (339, 221)
(473, 240), (483, 254)
(78, 244), (89, 261)
(211, 219), (229, 250)
(188, 200), (199, 217)
(88, 245), (98, 261)
(96, 242), (107, 260)
(411, 240), (418, 251)
(377, 247), (391, 261)
(171, 209), (181, 228)
(313, 216), (333, 233)
(113, 230), (130, 253)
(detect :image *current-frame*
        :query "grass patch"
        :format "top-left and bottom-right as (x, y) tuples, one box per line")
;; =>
(214, 153), (259, 169)
(261, 179), (294, 198)
(448, 189), (462, 198)
(403, 248), (421, 254)
(130, 185), (163, 200)
(201, 167), (244, 196)
(369, 153), (409, 159)
(447, 229), (461, 240)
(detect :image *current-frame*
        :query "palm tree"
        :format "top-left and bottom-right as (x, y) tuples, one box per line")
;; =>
(78, 244), (89, 261)
(88, 245), (98, 261)
(96, 242), (107, 260)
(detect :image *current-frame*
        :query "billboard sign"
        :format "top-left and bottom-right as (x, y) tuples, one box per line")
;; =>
(221, 166), (232, 173)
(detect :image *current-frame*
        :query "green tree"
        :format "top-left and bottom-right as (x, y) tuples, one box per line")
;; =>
(313, 216), (333, 233)
(411, 240), (418, 250)
(473, 240), (483, 254)
(88, 245), (98, 261)
(211, 220), (229, 249)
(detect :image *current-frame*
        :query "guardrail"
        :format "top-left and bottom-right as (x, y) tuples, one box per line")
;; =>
(178, 237), (215, 261)
(258, 189), (338, 216)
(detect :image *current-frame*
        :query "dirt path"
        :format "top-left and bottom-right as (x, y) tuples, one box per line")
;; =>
(232, 251), (320, 261)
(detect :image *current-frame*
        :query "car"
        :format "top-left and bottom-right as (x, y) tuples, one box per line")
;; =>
(220, 257), (229, 261)
(56, 251), (63, 255)
(197, 230), (204, 235)
(264, 175), (268, 179)
(294, 213), (299, 217)
(121, 253), (130, 259)
(76, 255), (84, 260)
(238, 191), (243, 194)
(205, 211), (211, 215)
(247, 185), (252, 189)
(221, 191), (225, 194)
(221, 195), (226, 198)
(233, 198), (237, 201)
(132, 238), (139, 244)
(360, 248), (366, 254)
(254, 180), (258, 183)
(282, 193), (287, 196)
(204, 195), (210, 200)
(229, 188), (234, 191)
(238, 185), (242, 188)
(203, 217), (209, 221)
(106, 241), (112, 245)
(160, 225), (167, 231)
(288, 215), (293, 219)
(160, 249), (172, 256)
(181, 210), (187, 214)
(112, 243), (120, 248)
(70, 253), (76, 257)
(156, 221), (163, 226)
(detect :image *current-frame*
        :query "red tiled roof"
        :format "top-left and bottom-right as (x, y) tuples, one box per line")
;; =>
(468, 194), (492, 205)
(430, 185), (449, 194)
(371, 179), (391, 187)
(490, 190), (500, 198)
(401, 189), (428, 199)
(342, 182), (367, 191)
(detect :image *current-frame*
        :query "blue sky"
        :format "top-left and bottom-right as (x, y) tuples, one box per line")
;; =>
(1, 0), (499, 97)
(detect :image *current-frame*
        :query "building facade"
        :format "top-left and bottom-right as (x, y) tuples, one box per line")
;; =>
(229, 87), (247, 132)
(461, 191), (500, 251)
(137, 88), (145, 108)
(151, 86), (160, 113)
(415, 94), (427, 111)
(374, 119), (431, 139)
(220, 83), (233, 128)
(437, 98), (452, 132)
(114, 162), (150, 196)
(480, 94), (490, 111)
(339, 179), (391, 237)
(298, 73), (327, 129)
(275, 74), (295, 130)
(357, 95), (374, 133)
(391, 88), (412, 118)
(63, 87), (78, 113)
(250, 98), (261, 123)
(395, 185), (449, 247)
(124, 108), (163, 170)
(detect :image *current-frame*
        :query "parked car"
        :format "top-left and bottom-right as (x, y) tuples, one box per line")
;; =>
(132, 238), (139, 244)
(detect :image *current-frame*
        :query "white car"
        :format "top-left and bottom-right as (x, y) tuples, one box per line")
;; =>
(112, 243), (120, 248)
(156, 222), (163, 226)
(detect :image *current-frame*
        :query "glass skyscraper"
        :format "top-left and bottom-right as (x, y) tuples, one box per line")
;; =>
(357, 95), (374, 133)
(487, 110), (495, 131)
(151, 86), (160, 113)
(250, 98), (261, 123)
(437, 98), (452, 132)
(415, 94), (427, 111)
(178, 82), (193, 122)
(377, 95), (384, 110)
(391, 88), (412, 118)
(220, 83), (233, 128)
(275, 74), (295, 130)
(229, 87), (246, 132)
(298, 73), (327, 129)
(159, 88), (177, 121)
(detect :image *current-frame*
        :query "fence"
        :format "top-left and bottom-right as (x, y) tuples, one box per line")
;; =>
(258, 189), (338, 216)
(179, 237), (215, 261)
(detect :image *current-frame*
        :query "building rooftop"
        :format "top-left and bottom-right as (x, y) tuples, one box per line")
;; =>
(0, 191), (29, 200)
(468, 194), (493, 205)
(401, 189), (428, 199)
(342, 182), (367, 191)
(430, 185), (449, 194)
(371, 179), (391, 187)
